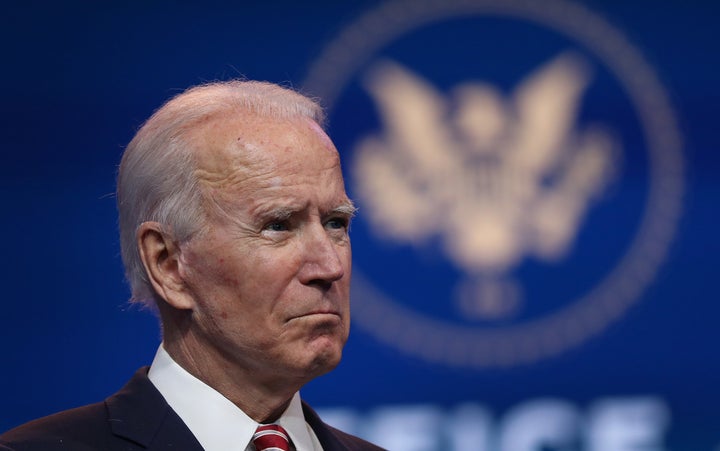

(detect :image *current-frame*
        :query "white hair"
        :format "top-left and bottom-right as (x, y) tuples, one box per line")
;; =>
(117, 80), (325, 306)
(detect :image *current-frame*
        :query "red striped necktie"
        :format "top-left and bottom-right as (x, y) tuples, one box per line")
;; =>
(252, 424), (291, 451)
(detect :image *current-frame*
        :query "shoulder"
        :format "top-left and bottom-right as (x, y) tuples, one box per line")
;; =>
(0, 367), (160, 451)
(301, 402), (386, 451)
(0, 402), (109, 451)
(320, 422), (387, 451)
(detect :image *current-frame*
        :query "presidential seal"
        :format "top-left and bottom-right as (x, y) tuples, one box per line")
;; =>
(303, 0), (684, 367)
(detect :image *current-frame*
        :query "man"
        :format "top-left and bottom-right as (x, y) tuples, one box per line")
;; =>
(0, 81), (384, 451)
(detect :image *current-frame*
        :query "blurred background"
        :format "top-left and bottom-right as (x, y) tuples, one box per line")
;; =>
(1, 1), (717, 449)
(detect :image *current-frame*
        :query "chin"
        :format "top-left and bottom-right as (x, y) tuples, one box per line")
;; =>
(302, 337), (345, 376)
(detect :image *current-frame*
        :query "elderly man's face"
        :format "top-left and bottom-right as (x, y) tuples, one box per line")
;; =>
(178, 113), (353, 383)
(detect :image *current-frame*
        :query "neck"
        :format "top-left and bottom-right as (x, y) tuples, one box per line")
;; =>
(159, 309), (305, 423)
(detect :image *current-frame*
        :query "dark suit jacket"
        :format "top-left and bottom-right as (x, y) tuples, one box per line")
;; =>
(0, 367), (384, 451)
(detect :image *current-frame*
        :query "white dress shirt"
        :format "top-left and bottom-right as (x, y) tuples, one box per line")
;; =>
(147, 345), (323, 451)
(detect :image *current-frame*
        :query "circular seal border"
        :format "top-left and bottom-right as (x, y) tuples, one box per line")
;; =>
(303, 0), (684, 367)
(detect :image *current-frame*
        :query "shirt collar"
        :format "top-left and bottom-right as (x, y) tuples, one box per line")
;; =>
(147, 345), (321, 451)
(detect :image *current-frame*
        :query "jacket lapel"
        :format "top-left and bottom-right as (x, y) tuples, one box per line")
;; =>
(104, 367), (381, 450)
(105, 367), (203, 450)
(302, 402), (386, 451)
(302, 401), (345, 450)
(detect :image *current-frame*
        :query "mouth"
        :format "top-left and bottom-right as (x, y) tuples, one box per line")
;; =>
(288, 310), (342, 323)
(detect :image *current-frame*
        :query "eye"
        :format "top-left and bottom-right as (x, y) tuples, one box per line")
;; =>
(264, 220), (290, 232)
(325, 217), (349, 230)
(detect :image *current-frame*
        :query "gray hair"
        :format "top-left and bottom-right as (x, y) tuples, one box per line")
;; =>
(117, 80), (325, 306)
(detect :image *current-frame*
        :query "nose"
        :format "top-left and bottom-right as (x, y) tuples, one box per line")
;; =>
(298, 224), (347, 288)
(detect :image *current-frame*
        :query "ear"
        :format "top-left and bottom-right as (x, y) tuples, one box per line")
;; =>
(137, 222), (195, 311)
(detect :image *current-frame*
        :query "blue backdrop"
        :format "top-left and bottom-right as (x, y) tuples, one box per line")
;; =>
(1, 1), (718, 450)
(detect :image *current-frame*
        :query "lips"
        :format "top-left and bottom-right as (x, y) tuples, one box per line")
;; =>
(300, 310), (340, 318)
(288, 309), (342, 323)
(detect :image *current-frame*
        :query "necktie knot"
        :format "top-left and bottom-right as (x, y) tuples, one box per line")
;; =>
(252, 424), (290, 451)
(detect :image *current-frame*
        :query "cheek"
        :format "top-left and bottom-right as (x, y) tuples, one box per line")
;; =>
(182, 251), (249, 312)
(188, 244), (246, 285)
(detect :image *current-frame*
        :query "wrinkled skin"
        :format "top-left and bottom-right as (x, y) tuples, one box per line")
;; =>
(141, 113), (354, 421)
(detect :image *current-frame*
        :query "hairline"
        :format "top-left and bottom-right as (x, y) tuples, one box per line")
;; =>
(118, 80), (327, 306)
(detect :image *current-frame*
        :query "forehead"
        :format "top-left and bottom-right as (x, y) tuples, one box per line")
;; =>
(190, 110), (343, 194)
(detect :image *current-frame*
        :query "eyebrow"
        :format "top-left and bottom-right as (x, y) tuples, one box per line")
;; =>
(253, 200), (358, 222)
(331, 201), (358, 218)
